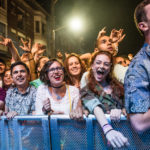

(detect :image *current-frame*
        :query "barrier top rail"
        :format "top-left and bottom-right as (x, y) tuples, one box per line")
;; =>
(0, 114), (127, 120)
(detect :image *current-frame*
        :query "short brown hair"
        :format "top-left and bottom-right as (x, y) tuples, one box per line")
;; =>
(134, 0), (150, 34)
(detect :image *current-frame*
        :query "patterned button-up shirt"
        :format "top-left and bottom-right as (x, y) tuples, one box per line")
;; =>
(5, 86), (37, 115)
(124, 43), (150, 113)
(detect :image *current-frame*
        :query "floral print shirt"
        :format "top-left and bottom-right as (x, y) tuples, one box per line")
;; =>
(5, 86), (37, 115)
(124, 43), (150, 113)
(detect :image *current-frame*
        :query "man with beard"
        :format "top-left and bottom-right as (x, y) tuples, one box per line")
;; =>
(4, 61), (36, 119)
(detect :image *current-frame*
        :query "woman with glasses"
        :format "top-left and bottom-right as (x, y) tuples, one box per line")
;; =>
(80, 51), (129, 148)
(35, 58), (82, 117)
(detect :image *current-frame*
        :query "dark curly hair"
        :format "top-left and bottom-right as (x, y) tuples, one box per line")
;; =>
(87, 51), (124, 102)
(64, 53), (86, 86)
(40, 58), (65, 86)
(11, 61), (30, 75)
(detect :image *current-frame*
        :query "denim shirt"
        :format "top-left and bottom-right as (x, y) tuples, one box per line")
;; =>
(124, 43), (150, 113)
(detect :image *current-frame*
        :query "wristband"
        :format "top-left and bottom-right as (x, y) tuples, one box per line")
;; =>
(105, 129), (114, 135)
(102, 124), (113, 134)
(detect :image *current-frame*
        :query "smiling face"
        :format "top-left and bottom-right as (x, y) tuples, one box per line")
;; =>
(48, 61), (64, 87)
(92, 54), (111, 82)
(3, 70), (13, 86)
(68, 56), (81, 77)
(12, 65), (29, 87)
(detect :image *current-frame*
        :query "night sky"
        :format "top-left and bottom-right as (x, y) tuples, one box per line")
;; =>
(38, 0), (144, 56)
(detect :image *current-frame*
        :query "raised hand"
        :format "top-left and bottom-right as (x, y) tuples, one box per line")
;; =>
(110, 29), (126, 43)
(0, 36), (13, 47)
(0, 36), (21, 62)
(65, 52), (69, 58)
(97, 27), (106, 39)
(20, 38), (31, 52)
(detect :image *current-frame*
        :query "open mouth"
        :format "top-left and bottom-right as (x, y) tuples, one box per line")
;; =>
(54, 75), (61, 81)
(97, 70), (105, 75)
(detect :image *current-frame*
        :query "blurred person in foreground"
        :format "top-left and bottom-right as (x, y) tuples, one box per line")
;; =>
(125, 0), (150, 133)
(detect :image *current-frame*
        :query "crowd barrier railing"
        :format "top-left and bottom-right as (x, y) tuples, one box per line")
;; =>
(0, 115), (150, 150)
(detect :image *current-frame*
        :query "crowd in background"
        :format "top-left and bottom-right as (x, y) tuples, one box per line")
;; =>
(0, 27), (131, 148)
(1, 0), (150, 148)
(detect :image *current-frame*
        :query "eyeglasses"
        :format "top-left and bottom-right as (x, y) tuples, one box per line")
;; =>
(48, 67), (64, 73)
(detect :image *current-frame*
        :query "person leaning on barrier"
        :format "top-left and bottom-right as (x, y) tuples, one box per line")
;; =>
(124, 0), (150, 133)
(4, 61), (37, 119)
(35, 58), (83, 120)
(80, 51), (129, 148)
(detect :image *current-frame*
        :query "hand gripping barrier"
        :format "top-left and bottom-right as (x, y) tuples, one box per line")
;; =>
(0, 115), (150, 150)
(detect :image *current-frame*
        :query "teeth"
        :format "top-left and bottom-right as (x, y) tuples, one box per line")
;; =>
(97, 70), (104, 75)
(17, 78), (24, 81)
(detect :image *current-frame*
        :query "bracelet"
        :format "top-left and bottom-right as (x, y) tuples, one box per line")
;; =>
(102, 123), (109, 128)
(105, 129), (114, 135)
(102, 124), (113, 134)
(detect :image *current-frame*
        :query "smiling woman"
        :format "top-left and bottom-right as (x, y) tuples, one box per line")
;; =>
(35, 58), (82, 119)
(64, 53), (86, 88)
(80, 51), (129, 148)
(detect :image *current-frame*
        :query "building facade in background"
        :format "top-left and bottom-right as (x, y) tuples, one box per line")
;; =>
(0, 0), (51, 60)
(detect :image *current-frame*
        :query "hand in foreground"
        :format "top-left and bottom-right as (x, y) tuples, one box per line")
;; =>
(110, 109), (121, 121)
(70, 107), (83, 121)
(43, 98), (52, 113)
(6, 111), (18, 119)
(106, 130), (129, 148)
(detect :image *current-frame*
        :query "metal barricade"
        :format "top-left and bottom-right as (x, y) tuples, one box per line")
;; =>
(0, 116), (51, 150)
(0, 115), (150, 150)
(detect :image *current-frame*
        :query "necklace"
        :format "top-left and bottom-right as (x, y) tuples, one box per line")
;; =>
(48, 86), (65, 100)
(51, 84), (64, 88)
(55, 94), (62, 100)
